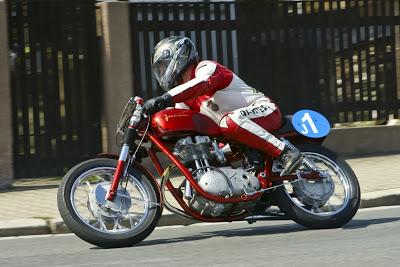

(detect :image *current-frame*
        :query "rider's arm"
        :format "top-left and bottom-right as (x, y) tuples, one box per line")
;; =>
(168, 61), (233, 103)
(143, 61), (233, 115)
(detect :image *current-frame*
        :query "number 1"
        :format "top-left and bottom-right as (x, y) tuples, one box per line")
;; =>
(301, 112), (319, 134)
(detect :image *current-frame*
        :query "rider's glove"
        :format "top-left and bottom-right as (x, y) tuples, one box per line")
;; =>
(143, 93), (174, 115)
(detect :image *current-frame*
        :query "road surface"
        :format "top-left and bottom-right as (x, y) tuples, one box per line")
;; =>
(0, 206), (399, 267)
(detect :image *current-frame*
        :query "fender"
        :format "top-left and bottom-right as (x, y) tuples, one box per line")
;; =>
(97, 153), (164, 209)
(277, 134), (326, 145)
(97, 153), (119, 160)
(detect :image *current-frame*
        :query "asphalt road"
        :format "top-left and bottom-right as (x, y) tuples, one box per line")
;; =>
(0, 206), (399, 267)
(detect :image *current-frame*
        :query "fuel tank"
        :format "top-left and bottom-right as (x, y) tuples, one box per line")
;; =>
(151, 109), (221, 138)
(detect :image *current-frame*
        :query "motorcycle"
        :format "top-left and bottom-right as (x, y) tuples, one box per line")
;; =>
(57, 96), (360, 248)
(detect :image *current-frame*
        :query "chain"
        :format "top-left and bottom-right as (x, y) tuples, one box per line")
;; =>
(243, 177), (301, 196)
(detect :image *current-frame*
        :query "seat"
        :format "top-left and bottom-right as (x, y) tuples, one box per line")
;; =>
(272, 115), (295, 135)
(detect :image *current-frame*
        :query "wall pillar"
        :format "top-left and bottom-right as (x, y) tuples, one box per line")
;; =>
(0, 0), (13, 189)
(97, 1), (134, 154)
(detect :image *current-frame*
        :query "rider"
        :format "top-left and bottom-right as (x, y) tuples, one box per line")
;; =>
(143, 36), (304, 175)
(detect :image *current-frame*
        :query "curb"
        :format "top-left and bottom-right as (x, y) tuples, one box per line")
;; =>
(1, 189), (399, 238)
(359, 189), (400, 209)
(0, 218), (50, 237)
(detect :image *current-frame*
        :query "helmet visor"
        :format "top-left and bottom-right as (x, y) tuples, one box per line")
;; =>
(151, 46), (175, 91)
(151, 37), (198, 91)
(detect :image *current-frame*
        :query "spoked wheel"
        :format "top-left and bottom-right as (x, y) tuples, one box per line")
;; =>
(57, 158), (162, 248)
(271, 144), (360, 229)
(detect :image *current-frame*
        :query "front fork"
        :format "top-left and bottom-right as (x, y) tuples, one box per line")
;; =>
(105, 125), (138, 201)
(105, 144), (130, 201)
(106, 96), (144, 201)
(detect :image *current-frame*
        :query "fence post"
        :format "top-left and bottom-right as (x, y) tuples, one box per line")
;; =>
(97, 1), (134, 154)
(395, 24), (400, 120)
(0, 0), (13, 189)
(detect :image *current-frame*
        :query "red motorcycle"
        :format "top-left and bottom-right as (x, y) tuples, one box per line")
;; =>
(58, 97), (360, 248)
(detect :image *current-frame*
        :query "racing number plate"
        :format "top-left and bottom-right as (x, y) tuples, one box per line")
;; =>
(292, 110), (331, 138)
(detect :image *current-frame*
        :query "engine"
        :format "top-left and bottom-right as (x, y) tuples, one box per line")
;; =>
(173, 136), (261, 217)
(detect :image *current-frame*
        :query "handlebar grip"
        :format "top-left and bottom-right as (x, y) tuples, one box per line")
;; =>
(134, 96), (144, 105)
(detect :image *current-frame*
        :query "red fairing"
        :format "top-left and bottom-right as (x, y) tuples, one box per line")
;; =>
(151, 109), (221, 137)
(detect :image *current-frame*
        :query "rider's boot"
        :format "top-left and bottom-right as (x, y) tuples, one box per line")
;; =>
(279, 146), (304, 176)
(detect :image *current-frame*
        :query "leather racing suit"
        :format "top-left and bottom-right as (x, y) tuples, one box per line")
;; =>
(168, 60), (285, 158)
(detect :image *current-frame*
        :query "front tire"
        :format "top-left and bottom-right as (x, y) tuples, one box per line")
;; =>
(57, 158), (162, 248)
(271, 144), (360, 229)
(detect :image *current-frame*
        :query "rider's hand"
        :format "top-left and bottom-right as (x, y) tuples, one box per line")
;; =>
(143, 93), (174, 115)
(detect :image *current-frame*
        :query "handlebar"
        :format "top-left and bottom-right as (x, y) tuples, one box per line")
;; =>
(129, 97), (144, 127)
(133, 96), (144, 105)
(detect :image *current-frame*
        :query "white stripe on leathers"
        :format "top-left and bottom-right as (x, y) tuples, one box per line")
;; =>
(224, 101), (285, 151)
(168, 61), (217, 98)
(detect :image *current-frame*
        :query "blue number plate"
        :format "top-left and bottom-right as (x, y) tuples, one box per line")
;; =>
(292, 110), (331, 138)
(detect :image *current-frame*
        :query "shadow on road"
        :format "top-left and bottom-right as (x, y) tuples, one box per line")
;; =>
(135, 223), (307, 247)
(89, 215), (400, 249)
(136, 216), (400, 247)
(342, 216), (400, 229)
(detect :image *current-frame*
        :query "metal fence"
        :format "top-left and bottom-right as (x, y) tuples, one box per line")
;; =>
(130, 2), (238, 98)
(8, 0), (102, 178)
(6, 0), (400, 178)
(129, 0), (400, 123)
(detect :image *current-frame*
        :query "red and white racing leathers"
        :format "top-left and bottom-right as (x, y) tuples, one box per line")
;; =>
(169, 60), (285, 157)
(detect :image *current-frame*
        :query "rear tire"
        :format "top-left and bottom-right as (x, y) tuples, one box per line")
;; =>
(57, 158), (162, 248)
(271, 144), (360, 229)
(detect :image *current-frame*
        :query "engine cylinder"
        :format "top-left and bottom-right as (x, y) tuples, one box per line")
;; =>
(189, 167), (261, 217)
(173, 136), (212, 163)
(173, 136), (261, 217)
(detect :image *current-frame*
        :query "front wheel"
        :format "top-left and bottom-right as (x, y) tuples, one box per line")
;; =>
(271, 144), (360, 229)
(57, 158), (162, 248)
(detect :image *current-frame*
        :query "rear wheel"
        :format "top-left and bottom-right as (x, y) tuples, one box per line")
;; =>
(57, 158), (162, 248)
(271, 144), (360, 229)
